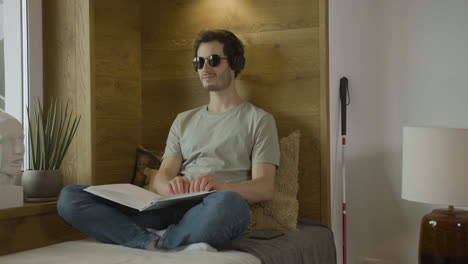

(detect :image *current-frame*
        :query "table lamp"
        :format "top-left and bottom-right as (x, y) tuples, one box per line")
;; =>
(402, 126), (468, 263)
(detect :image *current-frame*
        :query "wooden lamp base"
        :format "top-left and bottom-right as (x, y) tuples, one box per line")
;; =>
(419, 206), (468, 264)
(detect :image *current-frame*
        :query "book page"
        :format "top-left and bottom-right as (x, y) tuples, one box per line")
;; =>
(157, 191), (215, 202)
(143, 191), (215, 211)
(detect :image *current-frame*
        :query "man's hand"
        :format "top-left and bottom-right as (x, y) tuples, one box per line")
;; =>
(167, 176), (190, 195)
(190, 174), (223, 193)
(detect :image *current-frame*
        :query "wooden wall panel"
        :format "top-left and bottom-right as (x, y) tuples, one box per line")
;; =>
(94, 0), (142, 184)
(96, 119), (141, 161)
(75, 0), (94, 186)
(43, 0), (329, 225)
(95, 160), (135, 185)
(140, 0), (327, 222)
(142, 29), (319, 80)
(96, 77), (141, 119)
(141, 0), (319, 49)
(43, 0), (94, 185)
(95, 33), (141, 79)
(44, 0), (143, 185)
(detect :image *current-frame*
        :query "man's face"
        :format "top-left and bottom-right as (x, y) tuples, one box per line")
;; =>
(0, 119), (24, 179)
(196, 41), (234, 92)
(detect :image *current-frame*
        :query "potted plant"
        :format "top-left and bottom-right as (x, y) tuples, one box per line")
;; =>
(22, 99), (81, 202)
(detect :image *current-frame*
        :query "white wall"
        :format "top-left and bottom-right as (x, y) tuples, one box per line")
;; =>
(329, 1), (468, 264)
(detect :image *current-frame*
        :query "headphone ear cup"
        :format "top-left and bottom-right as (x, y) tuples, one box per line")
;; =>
(237, 56), (245, 71)
(230, 56), (245, 72)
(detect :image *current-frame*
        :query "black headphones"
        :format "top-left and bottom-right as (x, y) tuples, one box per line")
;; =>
(217, 29), (245, 73)
(193, 29), (245, 74)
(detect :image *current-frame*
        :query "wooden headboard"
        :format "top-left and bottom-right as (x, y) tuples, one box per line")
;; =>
(44, 0), (330, 225)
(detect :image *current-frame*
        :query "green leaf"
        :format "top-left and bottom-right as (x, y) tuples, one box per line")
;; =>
(26, 98), (81, 171)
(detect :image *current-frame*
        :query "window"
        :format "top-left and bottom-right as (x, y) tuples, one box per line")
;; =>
(2, 0), (23, 120)
(1, 0), (43, 168)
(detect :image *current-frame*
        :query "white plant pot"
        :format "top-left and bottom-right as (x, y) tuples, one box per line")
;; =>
(22, 170), (63, 202)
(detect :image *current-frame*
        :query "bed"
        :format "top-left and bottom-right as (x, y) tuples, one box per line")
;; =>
(0, 220), (335, 264)
(0, 239), (259, 264)
(0, 130), (336, 264)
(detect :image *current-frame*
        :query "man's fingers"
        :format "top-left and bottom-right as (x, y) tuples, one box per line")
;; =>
(184, 178), (190, 193)
(189, 179), (195, 193)
(190, 175), (216, 193)
(168, 183), (175, 195)
(190, 178), (199, 193)
(173, 179), (181, 194)
(177, 179), (187, 194)
(192, 179), (200, 193)
(167, 176), (193, 195)
(172, 181), (179, 194)
(173, 180), (180, 194)
(195, 177), (204, 192)
(200, 178), (208, 192)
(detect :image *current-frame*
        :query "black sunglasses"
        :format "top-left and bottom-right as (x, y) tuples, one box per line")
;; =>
(193, 55), (228, 71)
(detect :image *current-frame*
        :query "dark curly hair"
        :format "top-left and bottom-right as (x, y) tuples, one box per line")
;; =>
(193, 29), (245, 78)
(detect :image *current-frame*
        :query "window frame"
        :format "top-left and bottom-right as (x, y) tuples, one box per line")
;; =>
(2, 0), (43, 169)
(22, 0), (43, 168)
(3, 0), (23, 120)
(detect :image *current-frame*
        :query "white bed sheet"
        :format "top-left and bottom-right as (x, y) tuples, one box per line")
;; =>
(0, 239), (261, 264)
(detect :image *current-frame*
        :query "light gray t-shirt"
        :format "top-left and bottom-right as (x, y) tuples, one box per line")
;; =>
(162, 102), (280, 184)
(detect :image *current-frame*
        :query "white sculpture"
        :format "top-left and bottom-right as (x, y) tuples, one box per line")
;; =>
(0, 111), (25, 186)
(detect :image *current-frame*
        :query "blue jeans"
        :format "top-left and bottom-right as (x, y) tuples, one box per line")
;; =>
(57, 185), (250, 249)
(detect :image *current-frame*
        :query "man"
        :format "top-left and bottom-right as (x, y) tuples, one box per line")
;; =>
(58, 29), (280, 250)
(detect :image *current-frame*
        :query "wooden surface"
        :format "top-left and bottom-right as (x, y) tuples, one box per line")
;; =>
(43, 0), (94, 185)
(0, 203), (86, 256)
(140, 0), (327, 222)
(41, 0), (329, 223)
(94, 0), (142, 185)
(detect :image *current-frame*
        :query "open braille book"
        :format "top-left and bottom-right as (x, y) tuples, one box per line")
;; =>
(84, 184), (215, 211)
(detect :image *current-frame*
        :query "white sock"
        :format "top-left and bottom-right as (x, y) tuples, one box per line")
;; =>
(143, 228), (168, 251)
(155, 229), (166, 238)
(146, 228), (166, 238)
(144, 228), (215, 252)
(144, 228), (163, 251)
(183, 243), (217, 252)
(144, 240), (160, 251)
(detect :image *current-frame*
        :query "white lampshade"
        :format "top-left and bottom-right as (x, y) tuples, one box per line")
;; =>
(402, 126), (468, 206)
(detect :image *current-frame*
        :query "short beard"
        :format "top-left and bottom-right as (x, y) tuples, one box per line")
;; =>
(204, 68), (233, 92)
(206, 84), (227, 92)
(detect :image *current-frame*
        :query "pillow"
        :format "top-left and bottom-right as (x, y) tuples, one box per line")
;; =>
(131, 145), (162, 187)
(248, 130), (300, 231)
(143, 168), (159, 191)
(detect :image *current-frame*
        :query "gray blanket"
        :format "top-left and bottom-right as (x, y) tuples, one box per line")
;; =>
(217, 219), (336, 264)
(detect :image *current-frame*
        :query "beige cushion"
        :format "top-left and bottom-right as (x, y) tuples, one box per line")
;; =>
(249, 130), (300, 231)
